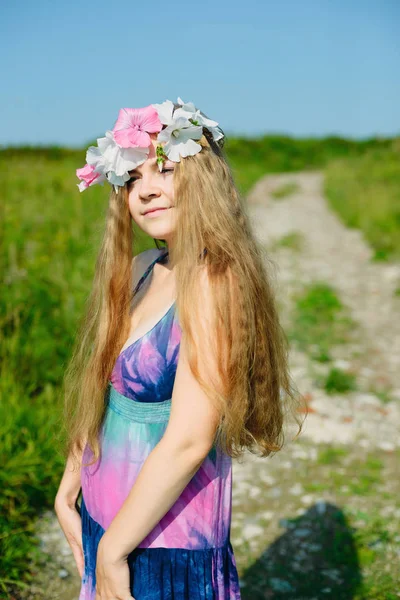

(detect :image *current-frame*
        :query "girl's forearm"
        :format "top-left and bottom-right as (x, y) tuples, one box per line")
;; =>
(100, 439), (208, 559)
(55, 442), (85, 510)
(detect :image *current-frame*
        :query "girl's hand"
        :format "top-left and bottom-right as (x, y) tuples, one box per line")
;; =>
(54, 498), (84, 578)
(95, 537), (135, 600)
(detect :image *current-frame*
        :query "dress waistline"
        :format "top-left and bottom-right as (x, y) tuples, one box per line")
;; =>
(106, 382), (172, 424)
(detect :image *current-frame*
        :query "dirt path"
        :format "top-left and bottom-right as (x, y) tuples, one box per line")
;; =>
(246, 171), (400, 452)
(248, 171), (400, 393)
(22, 171), (400, 599)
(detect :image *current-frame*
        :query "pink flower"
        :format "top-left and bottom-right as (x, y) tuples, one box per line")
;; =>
(76, 163), (105, 192)
(112, 105), (162, 148)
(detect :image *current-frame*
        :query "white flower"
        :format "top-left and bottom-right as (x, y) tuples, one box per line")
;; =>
(106, 170), (131, 187)
(86, 130), (149, 184)
(175, 97), (224, 142)
(151, 100), (176, 126)
(152, 101), (204, 162)
(157, 117), (203, 162)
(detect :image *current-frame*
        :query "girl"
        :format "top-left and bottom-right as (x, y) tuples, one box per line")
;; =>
(54, 98), (303, 600)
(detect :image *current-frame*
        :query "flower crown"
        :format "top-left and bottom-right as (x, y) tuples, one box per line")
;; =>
(76, 97), (224, 193)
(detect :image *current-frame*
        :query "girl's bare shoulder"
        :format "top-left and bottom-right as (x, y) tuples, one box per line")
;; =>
(131, 247), (165, 287)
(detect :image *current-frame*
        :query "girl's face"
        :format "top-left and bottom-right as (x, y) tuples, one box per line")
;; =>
(127, 134), (177, 242)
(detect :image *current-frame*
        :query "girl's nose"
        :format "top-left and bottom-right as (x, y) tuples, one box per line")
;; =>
(139, 174), (161, 199)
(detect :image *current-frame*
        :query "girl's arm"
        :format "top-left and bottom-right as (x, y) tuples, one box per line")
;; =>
(54, 440), (85, 510)
(54, 440), (87, 578)
(98, 268), (223, 561)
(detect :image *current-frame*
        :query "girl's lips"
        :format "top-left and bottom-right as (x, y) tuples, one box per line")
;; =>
(144, 207), (172, 217)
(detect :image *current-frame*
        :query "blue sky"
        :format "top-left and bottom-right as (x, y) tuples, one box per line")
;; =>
(1, 0), (399, 147)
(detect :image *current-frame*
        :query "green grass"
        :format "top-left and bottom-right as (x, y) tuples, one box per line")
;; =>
(304, 452), (384, 498)
(373, 388), (395, 405)
(238, 445), (399, 599)
(323, 367), (357, 394)
(288, 282), (356, 362)
(324, 142), (400, 262)
(317, 446), (348, 465)
(273, 232), (305, 252)
(298, 450), (399, 598)
(0, 381), (66, 594)
(224, 133), (395, 195)
(270, 181), (300, 199)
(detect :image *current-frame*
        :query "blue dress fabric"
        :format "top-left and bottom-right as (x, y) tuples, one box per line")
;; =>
(78, 249), (242, 599)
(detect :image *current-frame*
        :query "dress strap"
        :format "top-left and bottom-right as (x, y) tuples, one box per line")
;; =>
(133, 250), (169, 295)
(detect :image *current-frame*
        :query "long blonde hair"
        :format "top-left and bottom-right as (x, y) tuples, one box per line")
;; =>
(62, 127), (304, 470)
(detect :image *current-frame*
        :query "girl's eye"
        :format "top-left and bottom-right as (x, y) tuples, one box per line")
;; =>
(128, 169), (174, 186)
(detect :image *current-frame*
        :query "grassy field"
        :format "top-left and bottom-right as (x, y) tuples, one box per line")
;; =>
(324, 142), (400, 261)
(1, 135), (399, 597)
(224, 134), (395, 195)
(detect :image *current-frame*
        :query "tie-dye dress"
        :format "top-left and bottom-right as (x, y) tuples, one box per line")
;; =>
(78, 249), (241, 600)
